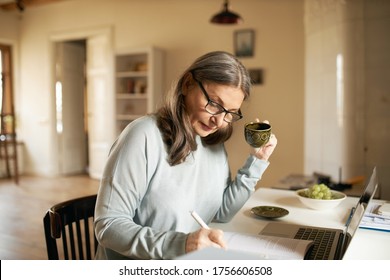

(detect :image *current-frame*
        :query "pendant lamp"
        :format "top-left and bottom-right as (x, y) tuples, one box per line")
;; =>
(210, 0), (242, 24)
(16, 0), (25, 12)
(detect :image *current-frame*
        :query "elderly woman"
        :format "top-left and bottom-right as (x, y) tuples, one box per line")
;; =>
(94, 51), (277, 259)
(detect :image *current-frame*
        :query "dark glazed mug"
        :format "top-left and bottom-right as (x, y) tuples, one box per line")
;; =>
(244, 122), (272, 148)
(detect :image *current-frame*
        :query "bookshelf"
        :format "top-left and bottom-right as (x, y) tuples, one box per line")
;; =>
(115, 47), (164, 135)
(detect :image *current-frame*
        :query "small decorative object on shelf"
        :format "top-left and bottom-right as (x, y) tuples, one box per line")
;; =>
(127, 80), (134, 93)
(135, 62), (147, 72)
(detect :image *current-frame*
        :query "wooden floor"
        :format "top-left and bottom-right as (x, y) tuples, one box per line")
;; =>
(0, 174), (100, 260)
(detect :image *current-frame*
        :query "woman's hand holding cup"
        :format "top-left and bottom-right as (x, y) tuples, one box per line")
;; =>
(245, 119), (277, 161)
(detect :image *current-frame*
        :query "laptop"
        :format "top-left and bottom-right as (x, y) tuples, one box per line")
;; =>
(259, 167), (379, 260)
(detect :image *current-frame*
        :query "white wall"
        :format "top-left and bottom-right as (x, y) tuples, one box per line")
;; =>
(364, 1), (390, 199)
(304, 0), (390, 199)
(0, 0), (305, 188)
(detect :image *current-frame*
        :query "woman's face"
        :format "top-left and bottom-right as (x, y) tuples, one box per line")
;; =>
(184, 81), (245, 137)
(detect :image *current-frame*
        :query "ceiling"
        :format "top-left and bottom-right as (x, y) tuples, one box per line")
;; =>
(0, 0), (67, 11)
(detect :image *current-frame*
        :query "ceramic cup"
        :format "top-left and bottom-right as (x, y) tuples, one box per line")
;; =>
(244, 122), (272, 148)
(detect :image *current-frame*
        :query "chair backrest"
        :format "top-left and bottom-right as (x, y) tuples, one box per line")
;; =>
(43, 194), (98, 260)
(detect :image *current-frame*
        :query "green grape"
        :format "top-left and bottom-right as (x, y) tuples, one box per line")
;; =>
(305, 184), (332, 200)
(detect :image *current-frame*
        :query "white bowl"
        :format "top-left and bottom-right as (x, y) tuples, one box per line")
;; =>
(296, 188), (346, 210)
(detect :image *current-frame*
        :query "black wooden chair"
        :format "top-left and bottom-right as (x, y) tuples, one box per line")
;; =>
(43, 194), (98, 260)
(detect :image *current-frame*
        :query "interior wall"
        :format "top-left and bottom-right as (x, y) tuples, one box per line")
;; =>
(364, 0), (390, 199)
(0, 0), (305, 188)
(304, 0), (390, 199)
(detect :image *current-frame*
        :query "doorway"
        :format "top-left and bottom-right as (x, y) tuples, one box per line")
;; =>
(51, 27), (115, 179)
(54, 40), (88, 175)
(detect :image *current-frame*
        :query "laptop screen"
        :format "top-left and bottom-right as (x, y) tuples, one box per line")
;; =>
(341, 167), (378, 256)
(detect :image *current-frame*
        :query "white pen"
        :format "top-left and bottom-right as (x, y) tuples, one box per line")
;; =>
(190, 210), (210, 229)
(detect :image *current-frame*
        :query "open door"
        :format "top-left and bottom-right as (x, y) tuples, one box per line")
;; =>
(55, 41), (87, 175)
(52, 28), (114, 179)
(86, 33), (115, 179)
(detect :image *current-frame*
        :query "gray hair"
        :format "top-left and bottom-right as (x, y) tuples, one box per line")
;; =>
(156, 51), (251, 166)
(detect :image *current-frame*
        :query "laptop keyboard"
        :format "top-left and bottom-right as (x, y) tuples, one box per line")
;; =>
(294, 228), (336, 260)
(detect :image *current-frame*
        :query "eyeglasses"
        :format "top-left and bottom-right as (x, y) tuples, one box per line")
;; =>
(195, 79), (243, 123)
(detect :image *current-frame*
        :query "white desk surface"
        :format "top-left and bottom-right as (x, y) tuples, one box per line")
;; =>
(210, 187), (390, 260)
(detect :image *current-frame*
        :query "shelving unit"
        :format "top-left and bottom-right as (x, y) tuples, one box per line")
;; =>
(115, 47), (164, 135)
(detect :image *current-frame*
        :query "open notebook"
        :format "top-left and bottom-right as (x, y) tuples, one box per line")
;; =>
(259, 167), (379, 260)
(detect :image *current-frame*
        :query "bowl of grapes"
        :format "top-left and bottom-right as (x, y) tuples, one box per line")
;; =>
(296, 184), (346, 210)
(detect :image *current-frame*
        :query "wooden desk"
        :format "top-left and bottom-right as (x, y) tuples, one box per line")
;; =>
(210, 188), (390, 259)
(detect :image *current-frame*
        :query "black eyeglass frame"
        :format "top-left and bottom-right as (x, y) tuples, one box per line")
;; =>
(194, 79), (243, 123)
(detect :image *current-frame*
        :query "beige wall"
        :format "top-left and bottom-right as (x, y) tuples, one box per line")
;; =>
(0, 0), (304, 187)
(0, 10), (19, 40)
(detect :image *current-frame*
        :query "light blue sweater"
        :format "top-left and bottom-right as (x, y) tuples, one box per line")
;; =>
(94, 115), (269, 259)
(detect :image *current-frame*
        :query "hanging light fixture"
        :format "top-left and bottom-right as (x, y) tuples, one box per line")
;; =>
(210, 0), (243, 24)
(16, 0), (25, 12)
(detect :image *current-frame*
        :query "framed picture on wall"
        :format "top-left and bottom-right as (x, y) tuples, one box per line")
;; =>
(234, 29), (255, 57)
(249, 68), (264, 85)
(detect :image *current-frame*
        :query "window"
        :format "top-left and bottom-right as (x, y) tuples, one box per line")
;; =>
(0, 44), (18, 183)
(0, 44), (15, 135)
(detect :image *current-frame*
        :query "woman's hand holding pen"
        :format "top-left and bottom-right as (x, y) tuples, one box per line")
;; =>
(185, 228), (226, 253)
(251, 119), (277, 161)
(186, 210), (226, 253)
